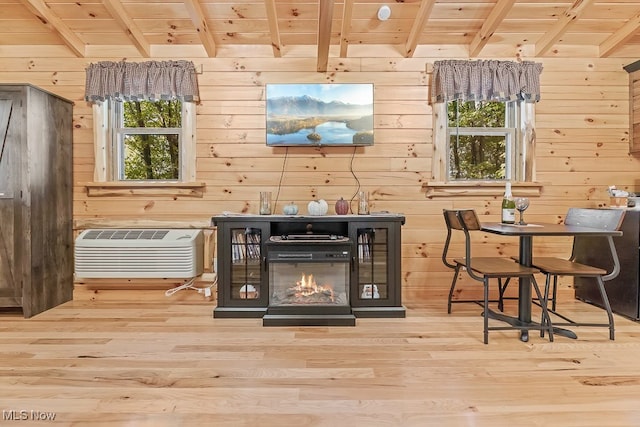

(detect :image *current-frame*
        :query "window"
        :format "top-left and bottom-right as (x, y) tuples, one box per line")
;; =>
(427, 59), (542, 197)
(92, 99), (196, 183)
(447, 100), (518, 181)
(428, 100), (539, 197)
(114, 99), (182, 180)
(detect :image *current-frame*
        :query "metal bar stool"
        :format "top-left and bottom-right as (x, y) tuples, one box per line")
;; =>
(530, 208), (625, 340)
(442, 209), (554, 344)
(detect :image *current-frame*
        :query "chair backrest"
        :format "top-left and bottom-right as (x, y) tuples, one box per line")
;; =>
(457, 209), (482, 232)
(564, 208), (626, 231)
(443, 209), (481, 232)
(442, 209), (480, 269)
(567, 208), (625, 279)
(443, 209), (461, 231)
(442, 210), (460, 269)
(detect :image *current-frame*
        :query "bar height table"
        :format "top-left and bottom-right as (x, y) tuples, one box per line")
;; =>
(481, 222), (623, 342)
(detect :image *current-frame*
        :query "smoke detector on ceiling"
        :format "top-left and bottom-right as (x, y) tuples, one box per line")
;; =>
(377, 5), (391, 21)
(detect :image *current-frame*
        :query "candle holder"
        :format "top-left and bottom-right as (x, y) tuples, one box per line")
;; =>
(358, 191), (369, 215)
(259, 191), (272, 215)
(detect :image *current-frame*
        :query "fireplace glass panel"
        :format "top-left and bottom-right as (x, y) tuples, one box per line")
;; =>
(269, 261), (350, 307)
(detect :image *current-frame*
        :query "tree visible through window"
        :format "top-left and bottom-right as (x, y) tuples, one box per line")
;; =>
(447, 100), (517, 181)
(115, 100), (182, 180)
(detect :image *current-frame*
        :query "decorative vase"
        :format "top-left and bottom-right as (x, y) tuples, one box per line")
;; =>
(307, 199), (328, 216)
(283, 202), (299, 215)
(335, 197), (349, 215)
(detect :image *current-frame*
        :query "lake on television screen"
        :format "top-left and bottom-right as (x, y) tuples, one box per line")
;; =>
(267, 121), (358, 145)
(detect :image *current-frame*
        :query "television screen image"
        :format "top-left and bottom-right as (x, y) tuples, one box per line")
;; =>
(266, 83), (374, 147)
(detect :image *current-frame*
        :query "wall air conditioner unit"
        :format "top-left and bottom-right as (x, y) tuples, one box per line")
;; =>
(74, 229), (204, 279)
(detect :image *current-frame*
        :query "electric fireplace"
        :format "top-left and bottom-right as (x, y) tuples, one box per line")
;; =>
(263, 235), (356, 326)
(212, 214), (406, 322)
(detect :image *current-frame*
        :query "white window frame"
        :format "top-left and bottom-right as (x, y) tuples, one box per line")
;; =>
(424, 102), (543, 198)
(446, 100), (518, 182)
(427, 101), (539, 197)
(446, 128), (516, 181)
(92, 100), (196, 183)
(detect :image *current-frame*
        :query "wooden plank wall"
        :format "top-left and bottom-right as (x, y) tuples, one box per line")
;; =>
(0, 45), (637, 304)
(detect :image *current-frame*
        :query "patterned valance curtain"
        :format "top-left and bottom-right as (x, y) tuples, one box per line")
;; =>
(84, 60), (200, 102)
(431, 60), (543, 104)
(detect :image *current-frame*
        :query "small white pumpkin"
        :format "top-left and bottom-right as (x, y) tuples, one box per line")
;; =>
(283, 202), (299, 215)
(307, 199), (328, 216)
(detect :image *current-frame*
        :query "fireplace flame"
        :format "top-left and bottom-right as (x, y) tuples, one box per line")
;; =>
(295, 273), (334, 301)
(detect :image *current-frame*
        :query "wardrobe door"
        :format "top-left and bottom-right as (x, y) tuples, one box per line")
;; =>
(0, 96), (21, 308)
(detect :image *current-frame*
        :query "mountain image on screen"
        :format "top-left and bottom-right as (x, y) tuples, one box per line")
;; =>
(268, 95), (371, 117)
(266, 84), (374, 146)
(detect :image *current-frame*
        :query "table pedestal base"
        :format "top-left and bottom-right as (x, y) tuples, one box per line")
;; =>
(486, 309), (577, 341)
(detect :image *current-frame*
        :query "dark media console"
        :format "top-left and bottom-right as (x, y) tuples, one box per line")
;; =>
(212, 214), (406, 323)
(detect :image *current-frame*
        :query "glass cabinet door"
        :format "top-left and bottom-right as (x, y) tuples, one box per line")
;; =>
(228, 226), (265, 304)
(354, 226), (390, 304)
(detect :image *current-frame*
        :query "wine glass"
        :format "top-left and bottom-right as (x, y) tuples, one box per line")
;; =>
(515, 197), (530, 225)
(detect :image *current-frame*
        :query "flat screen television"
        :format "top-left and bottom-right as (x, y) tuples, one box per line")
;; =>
(266, 83), (374, 147)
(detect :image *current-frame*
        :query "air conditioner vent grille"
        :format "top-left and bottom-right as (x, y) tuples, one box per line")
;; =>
(82, 229), (170, 240)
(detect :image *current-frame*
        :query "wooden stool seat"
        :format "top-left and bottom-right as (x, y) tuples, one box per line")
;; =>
(529, 257), (606, 276)
(454, 257), (540, 277)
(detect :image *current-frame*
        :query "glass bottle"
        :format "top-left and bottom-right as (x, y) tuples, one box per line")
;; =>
(501, 182), (516, 224)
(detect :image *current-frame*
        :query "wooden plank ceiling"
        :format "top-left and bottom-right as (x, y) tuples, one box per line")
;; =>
(2, 0), (640, 70)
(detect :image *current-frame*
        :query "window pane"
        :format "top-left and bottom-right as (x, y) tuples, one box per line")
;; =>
(122, 134), (180, 180)
(448, 134), (506, 180)
(123, 100), (182, 128)
(448, 101), (505, 128)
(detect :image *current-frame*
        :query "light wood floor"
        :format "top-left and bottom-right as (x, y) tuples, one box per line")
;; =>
(2, 295), (640, 427)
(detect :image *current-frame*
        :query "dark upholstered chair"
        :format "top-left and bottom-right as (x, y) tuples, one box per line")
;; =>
(530, 208), (625, 340)
(442, 209), (553, 344)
